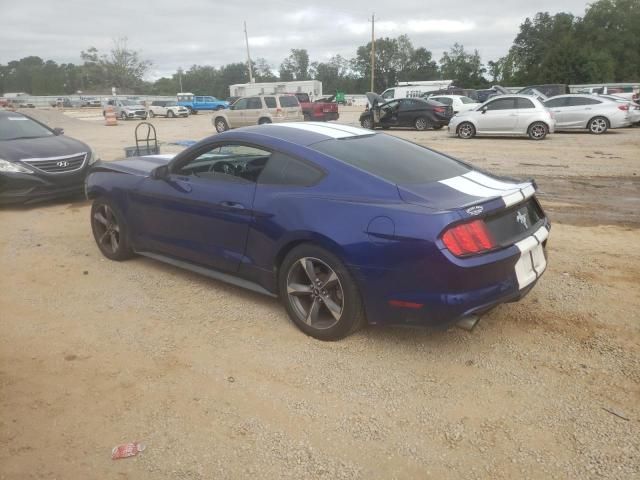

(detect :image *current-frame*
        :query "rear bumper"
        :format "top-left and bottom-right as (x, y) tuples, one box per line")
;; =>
(311, 111), (339, 121)
(355, 224), (550, 328)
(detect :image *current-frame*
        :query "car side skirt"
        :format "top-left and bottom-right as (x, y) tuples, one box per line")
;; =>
(135, 250), (277, 298)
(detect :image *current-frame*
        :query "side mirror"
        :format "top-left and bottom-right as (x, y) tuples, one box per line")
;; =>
(481, 107), (488, 114)
(229, 105), (235, 110)
(53, 127), (64, 135)
(151, 165), (170, 180)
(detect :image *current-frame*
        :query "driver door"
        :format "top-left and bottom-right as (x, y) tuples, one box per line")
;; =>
(379, 100), (400, 128)
(129, 143), (271, 273)
(477, 97), (518, 133)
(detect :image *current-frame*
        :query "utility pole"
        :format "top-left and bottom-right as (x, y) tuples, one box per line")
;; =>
(177, 67), (183, 92)
(370, 13), (375, 92)
(244, 21), (254, 83)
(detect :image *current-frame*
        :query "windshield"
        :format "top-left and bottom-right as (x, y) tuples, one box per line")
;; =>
(121, 100), (139, 106)
(310, 134), (469, 184)
(460, 96), (476, 104)
(0, 114), (53, 141)
(165, 101), (177, 106)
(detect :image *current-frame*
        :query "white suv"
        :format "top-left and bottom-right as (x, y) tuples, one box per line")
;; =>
(212, 94), (303, 132)
(148, 101), (189, 118)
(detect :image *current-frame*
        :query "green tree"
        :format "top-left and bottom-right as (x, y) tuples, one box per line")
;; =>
(439, 43), (487, 88)
(279, 49), (310, 81)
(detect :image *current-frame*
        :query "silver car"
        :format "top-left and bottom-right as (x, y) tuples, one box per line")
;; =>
(448, 95), (555, 140)
(542, 94), (631, 134)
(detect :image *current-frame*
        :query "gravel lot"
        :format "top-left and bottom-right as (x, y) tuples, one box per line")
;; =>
(1, 107), (639, 479)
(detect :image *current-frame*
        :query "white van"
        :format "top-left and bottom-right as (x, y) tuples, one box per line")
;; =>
(380, 81), (453, 102)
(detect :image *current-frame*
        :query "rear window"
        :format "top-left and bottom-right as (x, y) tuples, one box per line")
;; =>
(264, 96), (277, 108)
(310, 134), (469, 184)
(279, 96), (299, 107)
(460, 96), (476, 104)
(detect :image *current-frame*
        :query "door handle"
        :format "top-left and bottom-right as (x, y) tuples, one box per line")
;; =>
(220, 201), (246, 210)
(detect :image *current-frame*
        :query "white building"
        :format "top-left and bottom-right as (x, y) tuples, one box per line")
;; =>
(229, 80), (322, 99)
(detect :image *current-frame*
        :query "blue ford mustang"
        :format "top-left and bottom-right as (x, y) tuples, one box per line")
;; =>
(86, 122), (549, 340)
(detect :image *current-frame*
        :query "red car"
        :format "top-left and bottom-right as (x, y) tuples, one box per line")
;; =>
(293, 93), (339, 122)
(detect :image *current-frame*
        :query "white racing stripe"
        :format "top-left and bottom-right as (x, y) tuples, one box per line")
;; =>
(514, 226), (549, 289)
(440, 176), (518, 198)
(440, 171), (536, 207)
(266, 122), (371, 139)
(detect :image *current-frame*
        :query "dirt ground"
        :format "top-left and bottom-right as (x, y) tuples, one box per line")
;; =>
(1, 107), (639, 479)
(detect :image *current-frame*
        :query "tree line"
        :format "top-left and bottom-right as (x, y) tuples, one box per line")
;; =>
(1, 0), (637, 98)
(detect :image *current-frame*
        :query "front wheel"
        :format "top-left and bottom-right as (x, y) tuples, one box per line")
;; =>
(214, 117), (229, 133)
(457, 122), (476, 139)
(90, 198), (133, 261)
(528, 122), (548, 140)
(148, 110), (155, 118)
(361, 117), (374, 129)
(279, 244), (365, 341)
(167, 110), (175, 118)
(120, 112), (127, 121)
(588, 116), (609, 134)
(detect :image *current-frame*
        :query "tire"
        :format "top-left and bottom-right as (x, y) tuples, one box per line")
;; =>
(214, 117), (229, 133)
(148, 110), (155, 118)
(527, 122), (548, 140)
(414, 117), (429, 131)
(457, 122), (476, 139)
(588, 116), (609, 134)
(258, 117), (272, 125)
(120, 112), (127, 121)
(361, 116), (374, 129)
(90, 198), (134, 261)
(191, 109), (198, 115)
(188, 107), (196, 115)
(303, 113), (311, 121)
(279, 244), (366, 341)
(167, 110), (175, 118)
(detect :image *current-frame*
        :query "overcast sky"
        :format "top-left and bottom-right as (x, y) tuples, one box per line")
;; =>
(1, 0), (590, 79)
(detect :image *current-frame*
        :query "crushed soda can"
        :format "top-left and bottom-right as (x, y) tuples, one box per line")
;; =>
(111, 441), (146, 460)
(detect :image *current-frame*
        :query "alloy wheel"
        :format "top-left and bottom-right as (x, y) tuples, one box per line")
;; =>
(458, 123), (475, 139)
(590, 118), (608, 134)
(415, 118), (428, 130)
(529, 123), (546, 139)
(92, 204), (120, 254)
(286, 257), (344, 330)
(215, 119), (228, 132)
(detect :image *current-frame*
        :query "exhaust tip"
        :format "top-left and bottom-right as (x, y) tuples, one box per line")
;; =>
(456, 315), (480, 331)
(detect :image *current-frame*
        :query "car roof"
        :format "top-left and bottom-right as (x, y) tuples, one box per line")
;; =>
(0, 110), (26, 118)
(233, 122), (375, 146)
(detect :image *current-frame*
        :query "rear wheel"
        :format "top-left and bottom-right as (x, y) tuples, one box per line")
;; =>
(214, 117), (229, 133)
(361, 117), (374, 129)
(90, 198), (133, 261)
(527, 122), (548, 140)
(279, 244), (365, 341)
(457, 122), (476, 139)
(588, 116), (609, 134)
(414, 117), (429, 131)
(303, 113), (311, 121)
(258, 117), (272, 125)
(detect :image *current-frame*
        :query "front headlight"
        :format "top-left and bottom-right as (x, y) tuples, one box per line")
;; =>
(88, 148), (100, 165)
(0, 158), (33, 174)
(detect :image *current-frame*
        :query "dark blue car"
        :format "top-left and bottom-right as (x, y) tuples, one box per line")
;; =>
(86, 122), (549, 340)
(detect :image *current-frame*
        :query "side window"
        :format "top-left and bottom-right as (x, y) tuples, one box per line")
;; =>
(516, 98), (535, 109)
(205, 97), (214, 102)
(544, 97), (567, 108)
(247, 97), (262, 109)
(399, 99), (414, 110)
(233, 98), (248, 110)
(264, 96), (277, 108)
(175, 144), (271, 183)
(567, 97), (601, 106)
(485, 98), (516, 110)
(258, 152), (324, 186)
(382, 89), (395, 100)
(434, 97), (453, 105)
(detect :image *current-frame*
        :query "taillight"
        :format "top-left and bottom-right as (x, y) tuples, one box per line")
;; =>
(434, 106), (445, 113)
(441, 219), (496, 257)
(618, 104), (629, 111)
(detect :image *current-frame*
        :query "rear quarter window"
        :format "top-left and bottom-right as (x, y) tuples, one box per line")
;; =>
(258, 153), (324, 186)
(279, 96), (299, 108)
(264, 97), (277, 108)
(310, 134), (469, 184)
